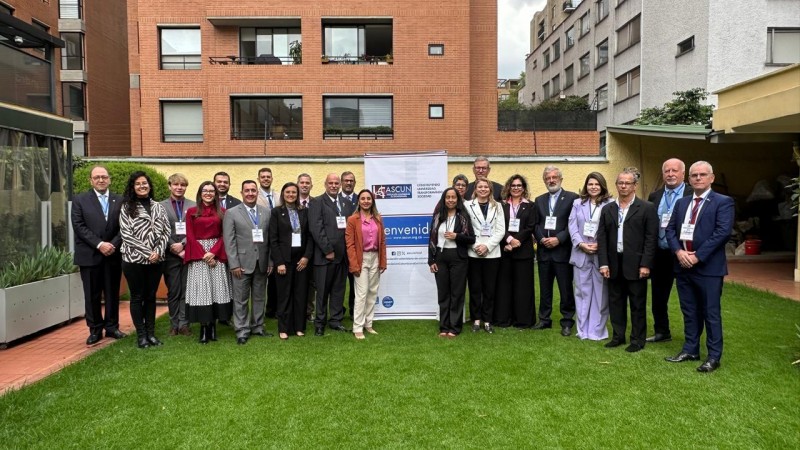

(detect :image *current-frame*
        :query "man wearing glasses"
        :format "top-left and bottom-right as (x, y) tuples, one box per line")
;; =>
(464, 156), (503, 201)
(597, 168), (658, 353)
(71, 166), (126, 345)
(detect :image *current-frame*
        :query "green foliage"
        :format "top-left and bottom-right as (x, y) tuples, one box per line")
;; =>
(635, 88), (714, 125)
(71, 155), (89, 172)
(72, 162), (170, 201)
(0, 246), (76, 288)
(289, 40), (302, 64)
(323, 126), (393, 135)
(532, 95), (589, 111)
(498, 71), (527, 111)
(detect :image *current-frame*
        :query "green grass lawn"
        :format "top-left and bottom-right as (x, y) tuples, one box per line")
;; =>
(1, 282), (798, 449)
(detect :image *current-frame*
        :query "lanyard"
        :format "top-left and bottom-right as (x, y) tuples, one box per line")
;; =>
(664, 189), (677, 214)
(248, 208), (259, 227)
(549, 194), (559, 215)
(510, 201), (521, 219)
(288, 208), (300, 232)
(173, 199), (184, 221)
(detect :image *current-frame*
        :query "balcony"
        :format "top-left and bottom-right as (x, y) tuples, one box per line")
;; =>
(209, 55), (294, 65)
(321, 54), (392, 65)
(563, 1), (576, 12)
(323, 19), (392, 66)
(323, 127), (393, 140)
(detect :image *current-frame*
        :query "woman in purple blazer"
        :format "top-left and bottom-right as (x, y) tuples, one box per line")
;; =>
(568, 172), (612, 340)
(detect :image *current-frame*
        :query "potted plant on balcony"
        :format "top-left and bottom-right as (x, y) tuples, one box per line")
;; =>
(289, 40), (302, 64)
(385, 53), (393, 64)
(321, 54), (330, 64)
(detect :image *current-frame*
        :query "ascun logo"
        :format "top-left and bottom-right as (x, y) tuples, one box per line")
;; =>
(373, 184), (412, 199)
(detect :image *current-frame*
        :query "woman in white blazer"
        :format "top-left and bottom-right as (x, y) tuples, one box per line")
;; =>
(465, 179), (506, 334)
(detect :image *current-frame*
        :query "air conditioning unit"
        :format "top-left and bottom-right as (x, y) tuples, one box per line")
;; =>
(563, 1), (576, 12)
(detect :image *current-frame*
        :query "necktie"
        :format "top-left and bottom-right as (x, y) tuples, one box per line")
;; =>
(267, 194), (273, 209)
(100, 194), (109, 219)
(302, 199), (308, 208)
(686, 197), (702, 251)
(249, 208), (258, 223)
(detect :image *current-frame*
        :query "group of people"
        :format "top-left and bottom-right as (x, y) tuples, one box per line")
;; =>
(71, 166), (387, 348)
(429, 156), (733, 373)
(71, 155), (733, 372)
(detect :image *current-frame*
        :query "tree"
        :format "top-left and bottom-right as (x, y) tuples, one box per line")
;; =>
(634, 88), (714, 125)
(532, 95), (589, 111)
(498, 72), (527, 110)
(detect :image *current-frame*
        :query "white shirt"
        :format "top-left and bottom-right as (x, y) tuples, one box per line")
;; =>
(616, 196), (635, 253)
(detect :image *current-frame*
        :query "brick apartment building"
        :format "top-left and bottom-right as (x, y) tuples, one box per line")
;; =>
(127, 0), (598, 158)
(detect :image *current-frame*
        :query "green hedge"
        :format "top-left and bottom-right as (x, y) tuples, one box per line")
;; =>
(73, 162), (170, 201)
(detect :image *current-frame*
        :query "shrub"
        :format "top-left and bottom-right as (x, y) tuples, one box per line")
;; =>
(0, 246), (77, 289)
(73, 162), (170, 201)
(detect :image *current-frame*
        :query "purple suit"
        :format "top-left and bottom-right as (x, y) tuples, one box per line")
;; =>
(568, 198), (610, 340)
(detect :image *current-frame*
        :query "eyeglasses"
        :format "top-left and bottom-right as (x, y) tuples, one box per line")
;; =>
(690, 173), (710, 178)
(510, 184), (523, 188)
(91, 176), (109, 180)
(474, 166), (489, 172)
(201, 190), (216, 194)
(616, 181), (636, 186)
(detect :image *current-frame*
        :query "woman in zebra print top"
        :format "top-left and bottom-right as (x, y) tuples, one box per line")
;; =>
(120, 171), (171, 349)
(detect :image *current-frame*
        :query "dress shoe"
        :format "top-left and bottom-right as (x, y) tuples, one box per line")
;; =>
(147, 336), (163, 346)
(198, 325), (209, 344)
(354, 332), (365, 340)
(106, 329), (127, 339)
(665, 351), (700, 363)
(209, 323), (218, 341)
(296, 331), (305, 337)
(137, 337), (150, 349)
(168, 328), (178, 336)
(86, 334), (103, 345)
(604, 340), (624, 348)
(365, 327), (378, 335)
(560, 326), (572, 337)
(178, 326), (192, 336)
(237, 337), (248, 345)
(484, 323), (494, 334)
(446, 332), (458, 338)
(329, 325), (350, 332)
(646, 333), (672, 343)
(252, 331), (274, 337)
(531, 322), (552, 330)
(471, 322), (481, 333)
(697, 358), (721, 373)
(315, 327), (325, 336)
(438, 332), (448, 338)
(279, 333), (289, 341)
(625, 343), (643, 353)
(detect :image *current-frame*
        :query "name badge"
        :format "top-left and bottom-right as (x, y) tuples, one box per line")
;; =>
(481, 222), (492, 237)
(252, 229), (264, 243)
(508, 218), (520, 232)
(583, 221), (598, 238)
(680, 223), (695, 241)
(336, 216), (347, 229)
(660, 213), (671, 228)
(545, 215), (557, 230)
(291, 232), (302, 248)
(175, 222), (186, 235)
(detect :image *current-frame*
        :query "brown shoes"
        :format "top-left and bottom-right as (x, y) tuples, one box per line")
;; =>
(177, 326), (192, 336)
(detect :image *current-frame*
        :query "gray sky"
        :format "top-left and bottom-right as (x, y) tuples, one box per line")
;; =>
(498, 0), (546, 79)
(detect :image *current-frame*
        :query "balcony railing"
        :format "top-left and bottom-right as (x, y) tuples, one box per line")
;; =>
(209, 55), (296, 65)
(498, 110), (596, 131)
(323, 126), (393, 140)
(231, 129), (303, 140)
(322, 54), (393, 65)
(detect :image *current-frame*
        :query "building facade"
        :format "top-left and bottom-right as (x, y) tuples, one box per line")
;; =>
(519, 0), (800, 133)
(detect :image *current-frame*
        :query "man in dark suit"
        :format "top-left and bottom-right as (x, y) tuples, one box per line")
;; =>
(665, 161), (734, 373)
(159, 173), (195, 336)
(464, 156), (503, 201)
(214, 171), (241, 210)
(297, 173), (316, 322)
(532, 166), (579, 336)
(339, 171), (357, 318)
(647, 158), (690, 343)
(308, 173), (355, 335)
(256, 167), (279, 320)
(598, 168), (658, 352)
(71, 166), (126, 345)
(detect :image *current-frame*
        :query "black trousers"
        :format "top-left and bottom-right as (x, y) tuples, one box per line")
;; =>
(434, 248), (468, 334)
(608, 261), (648, 346)
(122, 261), (163, 337)
(265, 272), (278, 318)
(346, 272), (356, 317)
(314, 260), (347, 327)
(650, 248), (676, 336)
(80, 257), (122, 336)
(162, 254), (188, 330)
(275, 249), (310, 334)
(495, 255), (536, 327)
(537, 259), (576, 327)
(468, 257), (501, 323)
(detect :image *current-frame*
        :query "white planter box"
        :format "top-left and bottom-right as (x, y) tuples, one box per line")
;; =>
(0, 275), (70, 345)
(68, 272), (85, 320)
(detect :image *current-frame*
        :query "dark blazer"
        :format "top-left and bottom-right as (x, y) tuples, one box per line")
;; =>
(268, 205), (314, 267)
(648, 183), (690, 209)
(338, 192), (357, 207)
(597, 197), (659, 280)
(666, 190), (735, 277)
(501, 200), (536, 260)
(219, 195), (241, 210)
(428, 210), (476, 265)
(71, 190), (123, 266)
(159, 197), (196, 252)
(308, 193), (356, 265)
(533, 189), (580, 263)
(465, 181), (503, 201)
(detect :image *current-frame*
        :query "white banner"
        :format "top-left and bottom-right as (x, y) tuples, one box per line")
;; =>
(365, 151), (447, 319)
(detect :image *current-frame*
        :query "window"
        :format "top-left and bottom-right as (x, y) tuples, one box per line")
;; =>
(323, 97), (393, 139)
(767, 28), (800, 65)
(596, 39), (608, 66)
(240, 28), (301, 64)
(617, 0), (627, 6)
(615, 66), (640, 102)
(565, 26), (575, 49)
(595, 84), (607, 110)
(543, 49), (551, 68)
(564, 64), (574, 88)
(428, 44), (444, 56)
(677, 36), (694, 56)
(59, 0), (81, 19)
(231, 97), (302, 140)
(551, 75), (560, 95)
(62, 82), (85, 120)
(552, 39), (560, 61)
(596, 0), (609, 23)
(579, 52), (590, 78)
(537, 21), (546, 42)
(616, 15), (641, 53)
(323, 21), (392, 63)
(61, 32), (84, 70)
(429, 104), (444, 119)
(161, 101), (203, 142)
(499, 94), (509, 101)
(31, 20), (48, 53)
(543, 82), (551, 100)
(160, 28), (201, 70)
(579, 12), (590, 36)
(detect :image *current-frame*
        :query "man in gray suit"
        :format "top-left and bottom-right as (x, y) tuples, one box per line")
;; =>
(223, 180), (273, 345)
(160, 173), (195, 336)
(308, 173), (355, 336)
